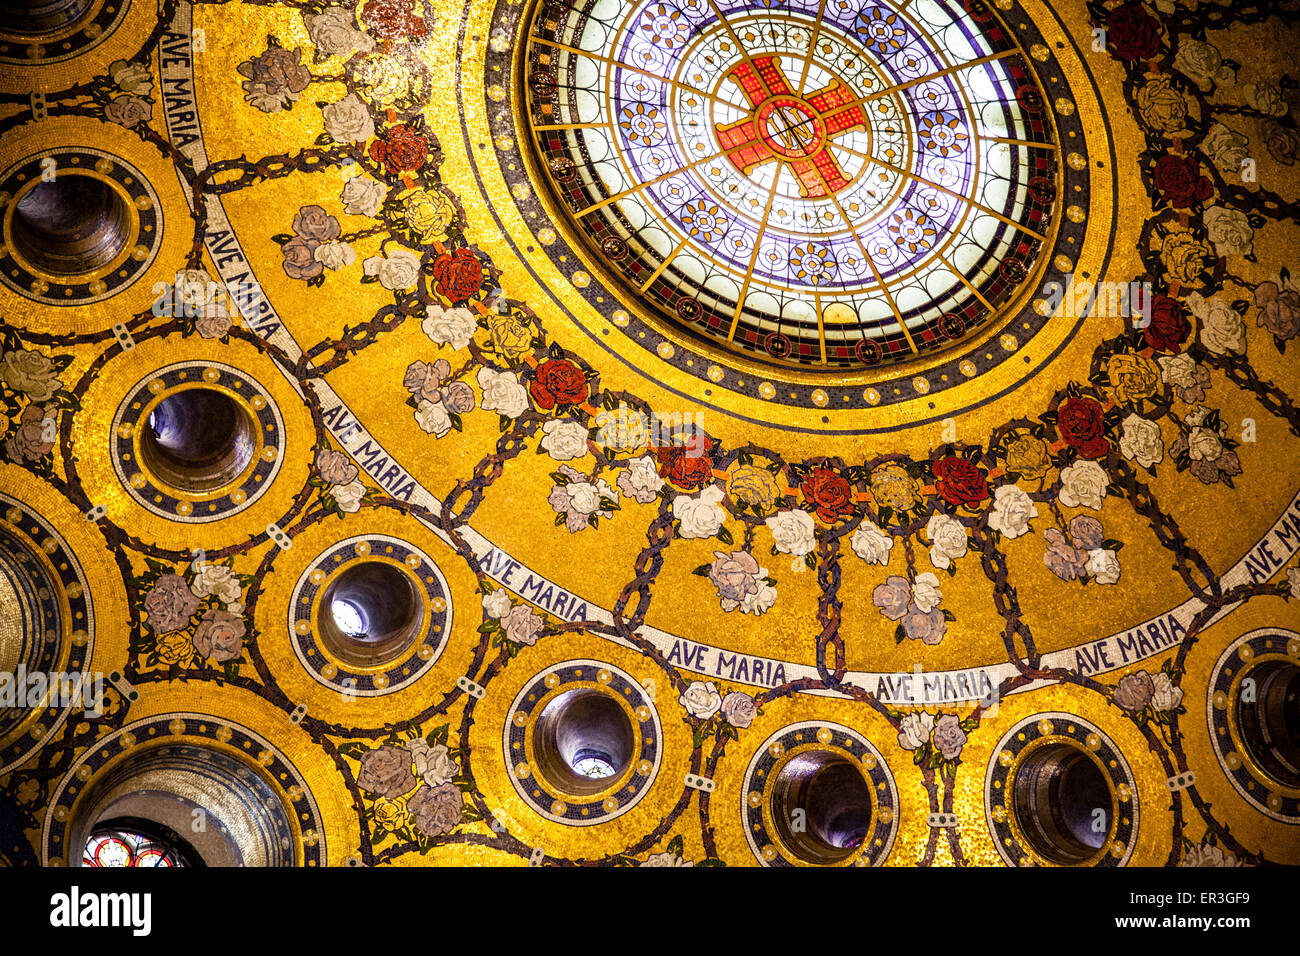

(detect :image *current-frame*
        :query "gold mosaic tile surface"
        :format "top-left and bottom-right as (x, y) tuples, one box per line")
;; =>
(0, 0), (1298, 867)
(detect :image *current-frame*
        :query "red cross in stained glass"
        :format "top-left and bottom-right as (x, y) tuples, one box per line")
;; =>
(714, 56), (867, 199)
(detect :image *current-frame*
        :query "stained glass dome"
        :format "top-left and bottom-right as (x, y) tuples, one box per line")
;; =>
(523, 0), (1058, 367)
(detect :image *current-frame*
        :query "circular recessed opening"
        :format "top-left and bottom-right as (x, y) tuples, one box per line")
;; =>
(533, 688), (636, 796)
(8, 175), (131, 277)
(0, 0), (95, 37)
(1236, 659), (1300, 789)
(0, 523), (64, 743)
(68, 743), (296, 867)
(82, 817), (200, 867)
(138, 388), (258, 493)
(1011, 742), (1113, 865)
(317, 561), (424, 668)
(771, 750), (871, 864)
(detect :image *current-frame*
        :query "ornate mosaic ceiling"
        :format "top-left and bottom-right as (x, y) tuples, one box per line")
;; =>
(0, 0), (1299, 869)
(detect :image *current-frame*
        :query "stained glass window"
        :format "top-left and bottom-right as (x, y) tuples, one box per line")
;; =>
(524, 0), (1057, 367)
(572, 748), (619, 778)
(82, 824), (194, 867)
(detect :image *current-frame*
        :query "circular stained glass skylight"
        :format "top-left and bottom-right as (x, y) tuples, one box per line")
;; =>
(523, 0), (1058, 368)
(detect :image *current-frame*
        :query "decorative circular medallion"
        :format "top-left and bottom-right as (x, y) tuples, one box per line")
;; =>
(0, 148), (161, 304)
(741, 720), (898, 866)
(0, 0), (128, 64)
(1207, 628), (1300, 823)
(0, 492), (94, 773)
(505, 660), (661, 825)
(42, 713), (327, 866)
(289, 535), (453, 696)
(985, 712), (1138, 867)
(514, 0), (1067, 371)
(109, 362), (285, 522)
